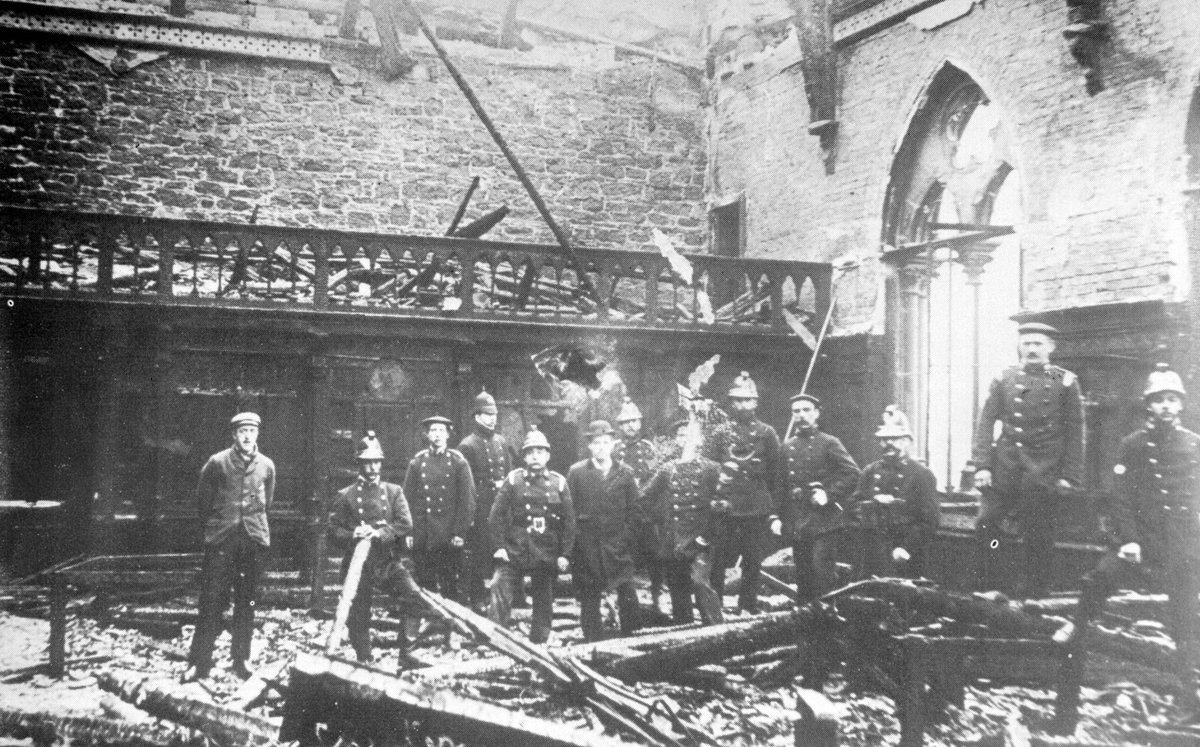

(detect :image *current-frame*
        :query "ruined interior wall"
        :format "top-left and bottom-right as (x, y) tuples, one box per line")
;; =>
(705, 0), (1200, 322)
(0, 36), (707, 250)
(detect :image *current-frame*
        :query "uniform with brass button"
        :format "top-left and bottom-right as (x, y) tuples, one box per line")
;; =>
(186, 412), (275, 682)
(487, 427), (576, 643)
(970, 322), (1084, 598)
(328, 432), (419, 664)
(709, 372), (781, 615)
(1057, 364), (1200, 722)
(457, 390), (516, 610)
(849, 407), (938, 580)
(613, 397), (666, 614)
(403, 415), (476, 603)
(776, 393), (860, 603)
(641, 419), (723, 625)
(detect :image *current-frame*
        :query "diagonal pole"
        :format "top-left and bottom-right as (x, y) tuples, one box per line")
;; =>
(401, 0), (599, 306)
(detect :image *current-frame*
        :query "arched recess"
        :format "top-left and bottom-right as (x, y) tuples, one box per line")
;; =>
(880, 63), (1023, 489)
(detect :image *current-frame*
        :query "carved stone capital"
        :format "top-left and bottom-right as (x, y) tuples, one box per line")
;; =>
(955, 243), (996, 285)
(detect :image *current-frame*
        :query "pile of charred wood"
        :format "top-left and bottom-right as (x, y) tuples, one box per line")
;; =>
(7, 570), (1200, 746)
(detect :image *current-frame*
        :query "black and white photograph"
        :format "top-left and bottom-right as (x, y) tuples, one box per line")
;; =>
(1, 0), (1198, 744)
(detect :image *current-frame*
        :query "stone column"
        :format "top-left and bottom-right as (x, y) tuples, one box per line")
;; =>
(955, 243), (995, 491)
(894, 253), (937, 453)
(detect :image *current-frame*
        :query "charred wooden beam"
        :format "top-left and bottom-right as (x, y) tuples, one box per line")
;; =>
(446, 176), (481, 236)
(282, 653), (630, 747)
(453, 205), (511, 239)
(96, 670), (278, 746)
(0, 707), (195, 747)
(607, 610), (812, 682)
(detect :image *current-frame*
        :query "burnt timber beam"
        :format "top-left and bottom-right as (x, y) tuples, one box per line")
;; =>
(446, 176), (481, 236)
(400, 0), (600, 307)
(282, 652), (631, 747)
(96, 670), (278, 746)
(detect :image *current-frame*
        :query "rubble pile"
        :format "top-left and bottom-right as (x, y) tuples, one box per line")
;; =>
(4, 578), (1200, 746)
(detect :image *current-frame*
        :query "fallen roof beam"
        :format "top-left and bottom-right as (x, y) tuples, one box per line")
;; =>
(282, 652), (631, 747)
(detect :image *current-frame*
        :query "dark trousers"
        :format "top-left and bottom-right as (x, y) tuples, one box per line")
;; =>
(488, 562), (556, 643)
(711, 515), (767, 612)
(465, 521), (494, 610)
(413, 545), (464, 602)
(574, 569), (638, 641)
(346, 554), (420, 662)
(975, 483), (1058, 597)
(792, 533), (839, 603)
(189, 529), (264, 673)
(633, 522), (664, 598)
(1060, 547), (1200, 719)
(663, 551), (723, 625)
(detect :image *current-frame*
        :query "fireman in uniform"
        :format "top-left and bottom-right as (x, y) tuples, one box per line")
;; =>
(488, 428), (576, 643)
(1055, 364), (1200, 719)
(185, 412), (274, 681)
(710, 372), (780, 614)
(458, 390), (515, 611)
(569, 420), (641, 641)
(971, 322), (1084, 598)
(849, 407), (939, 580)
(642, 419), (723, 625)
(403, 415), (476, 602)
(775, 393), (860, 603)
(327, 432), (419, 663)
(613, 397), (665, 613)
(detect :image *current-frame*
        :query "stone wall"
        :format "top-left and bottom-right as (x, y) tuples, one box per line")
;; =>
(0, 34), (707, 251)
(704, 0), (1200, 328)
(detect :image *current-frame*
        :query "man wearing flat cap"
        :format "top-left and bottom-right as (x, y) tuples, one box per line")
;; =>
(568, 420), (641, 640)
(185, 412), (275, 681)
(775, 393), (860, 603)
(328, 432), (419, 664)
(457, 390), (515, 611)
(404, 415), (476, 602)
(1054, 364), (1200, 723)
(488, 427), (576, 643)
(850, 407), (938, 580)
(970, 321), (1084, 598)
(711, 372), (781, 614)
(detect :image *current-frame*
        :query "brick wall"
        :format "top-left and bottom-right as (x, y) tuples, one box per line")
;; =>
(0, 36), (707, 251)
(705, 0), (1200, 326)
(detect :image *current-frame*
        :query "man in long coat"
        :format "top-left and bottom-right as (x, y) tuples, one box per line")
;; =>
(971, 322), (1084, 598)
(458, 390), (515, 611)
(775, 393), (860, 603)
(568, 420), (640, 641)
(1055, 364), (1200, 722)
(613, 397), (664, 613)
(403, 415), (475, 602)
(488, 428), (575, 643)
(328, 433), (418, 663)
(710, 372), (780, 614)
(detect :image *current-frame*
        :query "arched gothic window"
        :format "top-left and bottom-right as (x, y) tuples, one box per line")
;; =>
(882, 65), (1023, 489)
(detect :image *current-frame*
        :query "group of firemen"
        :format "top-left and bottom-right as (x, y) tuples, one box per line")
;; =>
(181, 321), (1199, 720)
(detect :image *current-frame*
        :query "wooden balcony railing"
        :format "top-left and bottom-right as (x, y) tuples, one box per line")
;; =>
(0, 207), (831, 335)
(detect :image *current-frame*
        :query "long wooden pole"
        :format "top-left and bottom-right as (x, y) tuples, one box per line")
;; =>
(400, 0), (599, 305)
(325, 538), (371, 654)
